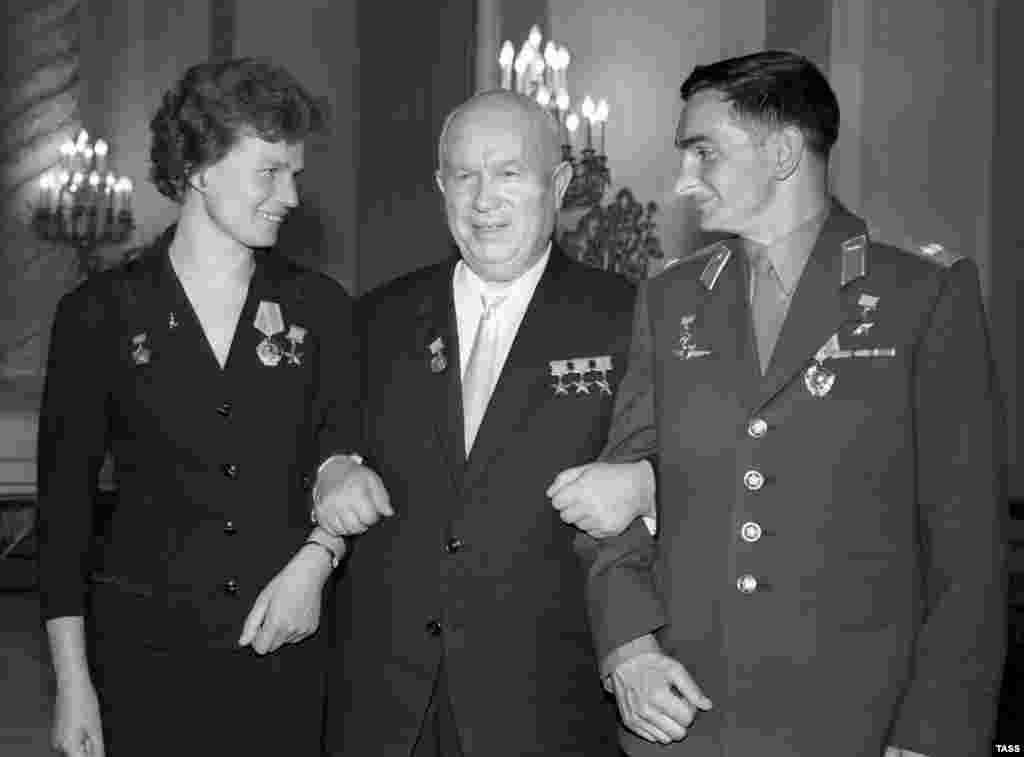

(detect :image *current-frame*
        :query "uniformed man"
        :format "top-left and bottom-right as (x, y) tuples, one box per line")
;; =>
(548, 50), (1006, 757)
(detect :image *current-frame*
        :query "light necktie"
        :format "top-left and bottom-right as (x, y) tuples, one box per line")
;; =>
(462, 293), (506, 454)
(750, 251), (787, 374)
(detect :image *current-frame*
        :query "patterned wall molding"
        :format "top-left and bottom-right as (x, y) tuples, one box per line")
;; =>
(1, 0), (83, 378)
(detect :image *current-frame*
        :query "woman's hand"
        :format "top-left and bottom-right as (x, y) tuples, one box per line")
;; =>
(238, 543), (334, 654)
(52, 676), (104, 756)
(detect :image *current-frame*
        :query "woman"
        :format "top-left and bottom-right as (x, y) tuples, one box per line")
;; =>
(38, 58), (357, 756)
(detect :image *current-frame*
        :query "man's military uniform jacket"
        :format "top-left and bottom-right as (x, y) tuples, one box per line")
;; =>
(36, 226), (360, 647)
(584, 202), (1006, 757)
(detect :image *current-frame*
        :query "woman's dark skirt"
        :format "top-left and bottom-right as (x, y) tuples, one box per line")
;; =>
(91, 628), (326, 756)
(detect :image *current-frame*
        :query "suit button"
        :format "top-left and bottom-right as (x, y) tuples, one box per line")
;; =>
(736, 574), (758, 594)
(223, 579), (239, 595)
(743, 469), (764, 491)
(425, 619), (442, 636)
(747, 418), (768, 438)
(221, 463), (239, 479)
(445, 537), (464, 554)
(223, 521), (237, 535)
(740, 521), (763, 543)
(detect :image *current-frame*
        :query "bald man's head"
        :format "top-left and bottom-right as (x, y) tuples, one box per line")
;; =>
(435, 89), (572, 283)
(437, 89), (564, 178)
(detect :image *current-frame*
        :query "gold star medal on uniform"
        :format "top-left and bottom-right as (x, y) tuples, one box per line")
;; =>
(852, 293), (879, 336)
(592, 355), (613, 395)
(283, 325), (307, 366)
(549, 359), (569, 395)
(428, 336), (447, 373)
(254, 300), (285, 367)
(131, 333), (151, 365)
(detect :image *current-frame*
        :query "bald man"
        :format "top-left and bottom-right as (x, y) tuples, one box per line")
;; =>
(318, 90), (635, 756)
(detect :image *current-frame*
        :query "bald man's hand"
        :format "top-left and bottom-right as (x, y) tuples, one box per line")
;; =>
(547, 461), (655, 538)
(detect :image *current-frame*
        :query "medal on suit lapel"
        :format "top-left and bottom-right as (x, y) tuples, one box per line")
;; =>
(549, 359), (569, 394)
(568, 359), (591, 394)
(168, 311), (178, 330)
(428, 336), (447, 373)
(593, 355), (613, 395)
(131, 333), (151, 365)
(254, 300), (285, 366)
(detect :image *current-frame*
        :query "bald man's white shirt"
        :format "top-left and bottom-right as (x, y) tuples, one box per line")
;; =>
(454, 244), (551, 388)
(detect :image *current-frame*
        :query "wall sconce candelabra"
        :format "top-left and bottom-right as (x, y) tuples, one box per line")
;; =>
(32, 129), (135, 275)
(498, 26), (610, 209)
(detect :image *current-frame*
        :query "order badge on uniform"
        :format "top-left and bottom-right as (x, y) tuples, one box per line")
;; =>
(804, 361), (835, 398)
(254, 300), (286, 367)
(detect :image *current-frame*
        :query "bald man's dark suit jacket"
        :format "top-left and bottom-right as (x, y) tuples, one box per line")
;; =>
(325, 246), (633, 756)
(582, 203), (1006, 757)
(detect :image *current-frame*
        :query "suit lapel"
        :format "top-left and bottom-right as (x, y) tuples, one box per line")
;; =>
(750, 205), (870, 411)
(412, 256), (464, 490)
(462, 248), (571, 492)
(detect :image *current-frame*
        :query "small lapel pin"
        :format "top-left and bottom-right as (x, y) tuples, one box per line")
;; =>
(428, 337), (447, 373)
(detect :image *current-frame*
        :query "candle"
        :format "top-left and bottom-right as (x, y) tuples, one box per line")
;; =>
(595, 99), (609, 155)
(543, 41), (557, 90)
(566, 112), (580, 152)
(499, 41), (514, 90)
(555, 91), (570, 144)
(38, 175), (53, 212)
(513, 51), (528, 94)
(94, 139), (108, 174)
(559, 47), (571, 94)
(60, 141), (75, 173)
(581, 97), (596, 151)
(528, 25), (542, 50)
(120, 178), (134, 216)
(536, 85), (551, 108)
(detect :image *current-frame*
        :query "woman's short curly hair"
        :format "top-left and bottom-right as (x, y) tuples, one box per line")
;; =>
(150, 57), (328, 202)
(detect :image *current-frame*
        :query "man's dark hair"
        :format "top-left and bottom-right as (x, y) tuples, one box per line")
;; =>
(150, 57), (328, 202)
(680, 50), (839, 158)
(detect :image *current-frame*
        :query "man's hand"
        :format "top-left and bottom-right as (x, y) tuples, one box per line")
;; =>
(610, 651), (712, 744)
(313, 457), (392, 536)
(547, 461), (655, 538)
(238, 545), (332, 654)
(52, 676), (104, 756)
(884, 749), (930, 757)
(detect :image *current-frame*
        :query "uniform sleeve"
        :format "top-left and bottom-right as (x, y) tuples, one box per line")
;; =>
(600, 282), (658, 463)
(36, 287), (111, 620)
(888, 260), (1007, 756)
(311, 281), (362, 469)
(577, 282), (666, 661)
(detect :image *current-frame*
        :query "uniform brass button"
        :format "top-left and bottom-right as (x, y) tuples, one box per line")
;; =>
(216, 401), (232, 418)
(223, 521), (237, 535)
(223, 578), (239, 595)
(743, 469), (764, 491)
(740, 521), (763, 543)
(445, 537), (464, 554)
(221, 463), (239, 479)
(425, 619), (442, 636)
(747, 418), (768, 438)
(736, 574), (758, 594)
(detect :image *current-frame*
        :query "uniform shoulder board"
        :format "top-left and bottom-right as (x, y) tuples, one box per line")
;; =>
(910, 242), (964, 268)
